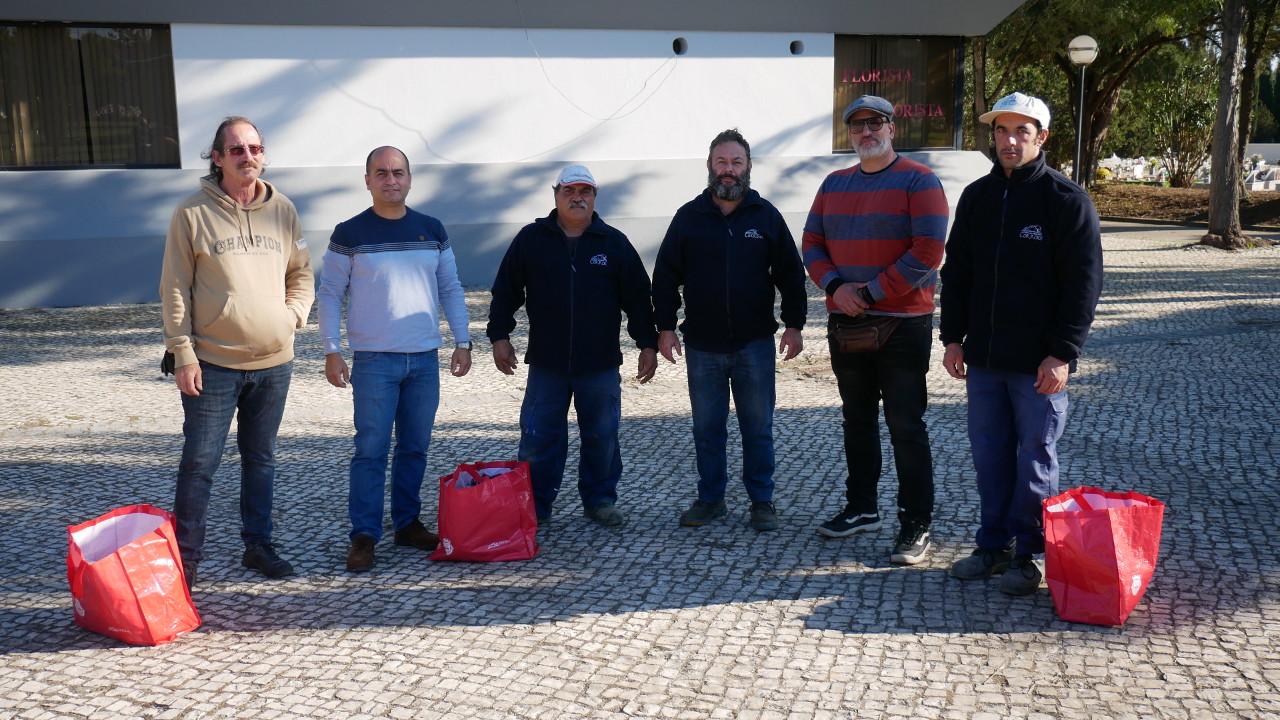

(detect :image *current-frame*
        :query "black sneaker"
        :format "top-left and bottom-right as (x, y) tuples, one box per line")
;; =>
(949, 544), (1015, 580)
(890, 525), (931, 565)
(679, 500), (727, 526)
(816, 508), (882, 538)
(748, 501), (780, 531)
(242, 543), (295, 578)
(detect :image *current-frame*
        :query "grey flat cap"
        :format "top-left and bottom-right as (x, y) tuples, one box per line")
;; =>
(842, 95), (895, 124)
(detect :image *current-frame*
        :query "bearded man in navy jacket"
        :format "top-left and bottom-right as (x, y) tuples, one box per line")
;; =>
(940, 93), (1103, 596)
(652, 128), (808, 532)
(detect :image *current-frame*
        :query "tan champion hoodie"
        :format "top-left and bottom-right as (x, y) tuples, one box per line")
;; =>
(160, 176), (314, 370)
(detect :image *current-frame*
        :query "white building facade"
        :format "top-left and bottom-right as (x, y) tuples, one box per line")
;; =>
(0, 1), (1025, 307)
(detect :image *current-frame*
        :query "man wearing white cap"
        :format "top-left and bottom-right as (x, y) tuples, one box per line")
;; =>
(487, 165), (658, 526)
(940, 92), (1103, 595)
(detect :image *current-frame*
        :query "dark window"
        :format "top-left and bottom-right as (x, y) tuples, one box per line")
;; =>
(832, 36), (962, 152)
(1, 23), (179, 169)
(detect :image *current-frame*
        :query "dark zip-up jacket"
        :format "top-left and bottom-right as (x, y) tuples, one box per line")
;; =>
(486, 210), (657, 374)
(652, 188), (808, 353)
(939, 152), (1103, 375)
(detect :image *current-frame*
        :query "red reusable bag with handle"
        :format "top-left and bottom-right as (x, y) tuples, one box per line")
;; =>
(1043, 487), (1165, 626)
(67, 504), (201, 645)
(430, 461), (539, 562)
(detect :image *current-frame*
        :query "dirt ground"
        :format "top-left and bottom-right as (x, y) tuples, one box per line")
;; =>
(1090, 183), (1280, 227)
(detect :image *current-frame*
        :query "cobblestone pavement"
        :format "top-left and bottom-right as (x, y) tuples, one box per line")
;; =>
(1, 223), (1278, 720)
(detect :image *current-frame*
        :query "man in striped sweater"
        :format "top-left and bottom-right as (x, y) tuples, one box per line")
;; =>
(801, 95), (949, 565)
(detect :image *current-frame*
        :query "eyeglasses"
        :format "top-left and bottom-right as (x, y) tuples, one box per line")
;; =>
(848, 118), (887, 133)
(221, 144), (265, 157)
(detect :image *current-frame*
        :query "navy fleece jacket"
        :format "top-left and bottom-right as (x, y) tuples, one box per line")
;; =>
(939, 152), (1103, 375)
(487, 211), (657, 374)
(652, 188), (808, 353)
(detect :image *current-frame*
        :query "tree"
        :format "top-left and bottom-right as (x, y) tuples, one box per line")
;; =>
(1257, 68), (1278, 139)
(1252, 92), (1278, 141)
(1205, 0), (1251, 248)
(1127, 47), (1217, 186)
(1235, 0), (1280, 165)
(972, 0), (1216, 185)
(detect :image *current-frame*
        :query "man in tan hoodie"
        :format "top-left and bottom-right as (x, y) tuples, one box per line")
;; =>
(160, 117), (314, 588)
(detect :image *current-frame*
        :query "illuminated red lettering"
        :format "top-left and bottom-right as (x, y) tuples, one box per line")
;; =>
(840, 68), (918, 84)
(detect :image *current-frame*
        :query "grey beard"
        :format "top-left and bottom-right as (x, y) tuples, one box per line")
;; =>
(855, 139), (889, 161)
(708, 170), (750, 201)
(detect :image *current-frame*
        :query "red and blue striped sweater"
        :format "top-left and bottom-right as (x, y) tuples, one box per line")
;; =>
(801, 155), (949, 316)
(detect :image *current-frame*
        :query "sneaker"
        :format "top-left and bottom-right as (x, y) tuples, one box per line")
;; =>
(816, 509), (882, 538)
(393, 518), (439, 550)
(679, 500), (727, 526)
(346, 534), (376, 572)
(890, 525), (931, 565)
(584, 503), (625, 526)
(999, 553), (1046, 596)
(242, 543), (295, 579)
(949, 544), (1015, 580)
(181, 559), (198, 591)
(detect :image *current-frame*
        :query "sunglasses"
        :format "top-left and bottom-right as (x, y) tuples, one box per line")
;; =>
(222, 144), (265, 157)
(848, 118), (887, 132)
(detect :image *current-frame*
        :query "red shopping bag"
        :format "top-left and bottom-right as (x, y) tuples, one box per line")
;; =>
(430, 461), (539, 562)
(1043, 487), (1164, 626)
(67, 504), (201, 646)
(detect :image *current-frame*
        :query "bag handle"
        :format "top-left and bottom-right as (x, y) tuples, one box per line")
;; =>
(1068, 486), (1095, 511)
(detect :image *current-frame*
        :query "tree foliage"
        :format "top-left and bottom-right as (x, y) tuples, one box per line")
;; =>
(1236, 0), (1280, 160)
(1116, 46), (1216, 186)
(971, 0), (1216, 185)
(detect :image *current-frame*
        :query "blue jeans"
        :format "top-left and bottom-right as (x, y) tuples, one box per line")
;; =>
(966, 365), (1069, 555)
(348, 351), (440, 541)
(519, 365), (622, 517)
(827, 314), (934, 527)
(685, 338), (776, 504)
(174, 360), (293, 564)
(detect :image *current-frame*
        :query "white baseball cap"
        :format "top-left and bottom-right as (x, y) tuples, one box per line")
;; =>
(979, 92), (1051, 129)
(555, 164), (597, 188)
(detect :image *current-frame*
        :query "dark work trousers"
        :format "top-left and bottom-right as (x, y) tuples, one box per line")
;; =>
(826, 313), (935, 529)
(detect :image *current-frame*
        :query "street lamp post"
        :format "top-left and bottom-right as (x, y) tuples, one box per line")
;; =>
(1068, 35), (1099, 185)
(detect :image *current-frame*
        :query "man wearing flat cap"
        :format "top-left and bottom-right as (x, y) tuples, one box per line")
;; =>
(940, 92), (1103, 596)
(801, 95), (949, 565)
(487, 165), (658, 526)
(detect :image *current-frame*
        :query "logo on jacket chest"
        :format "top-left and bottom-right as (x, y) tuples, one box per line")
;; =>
(214, 234), (281, 255)
(589, 253), (608, 266)
(1018, 225), (1044, 241)
(743, 228), (763, 239)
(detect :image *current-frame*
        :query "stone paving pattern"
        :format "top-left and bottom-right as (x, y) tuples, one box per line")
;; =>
(1, 223), (1278, 719)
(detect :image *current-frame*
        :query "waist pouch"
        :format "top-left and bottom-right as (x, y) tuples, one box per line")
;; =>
(832, 314), (903, 353)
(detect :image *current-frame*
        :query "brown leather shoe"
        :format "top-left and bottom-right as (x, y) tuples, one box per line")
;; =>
(346, 534), (376, 572)
(393, 519), (439, 551)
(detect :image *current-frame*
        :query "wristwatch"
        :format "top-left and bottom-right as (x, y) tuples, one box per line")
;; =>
(857, 286), (875, 307)
(455, 341), (472, 350)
